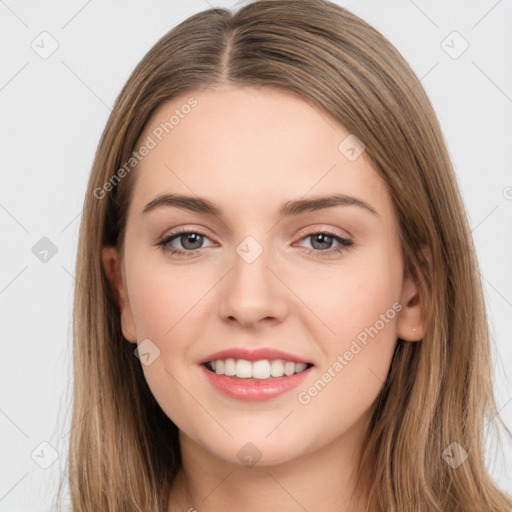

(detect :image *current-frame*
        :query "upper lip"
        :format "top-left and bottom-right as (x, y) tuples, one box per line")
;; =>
(199, 347), (313, 365)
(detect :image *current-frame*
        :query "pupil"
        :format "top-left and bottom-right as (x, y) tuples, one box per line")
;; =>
(182, 233), (202, 250)
(312, 234), (332, 250)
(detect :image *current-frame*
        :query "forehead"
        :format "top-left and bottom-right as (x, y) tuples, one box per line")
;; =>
(127, 85), (392, 223)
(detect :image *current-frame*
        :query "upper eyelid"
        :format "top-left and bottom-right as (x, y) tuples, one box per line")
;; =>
(163, 227), (217, 244)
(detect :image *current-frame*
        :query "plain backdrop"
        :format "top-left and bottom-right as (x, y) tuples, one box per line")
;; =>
(1, 0), (511, 510)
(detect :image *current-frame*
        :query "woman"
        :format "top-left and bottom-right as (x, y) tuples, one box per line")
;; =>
(57, 0), (512, 510)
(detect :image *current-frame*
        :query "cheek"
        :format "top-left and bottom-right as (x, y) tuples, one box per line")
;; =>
(293, 299), (400, 450)
(127, 257), (217, 341)
(125, 257), (220, 412)
(295, 248), (402, 348)
(292, 250), (402, 437)
(125, 261), (215, 433)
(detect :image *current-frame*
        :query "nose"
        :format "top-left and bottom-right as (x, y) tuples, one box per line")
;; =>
(217, 244), (289, 329)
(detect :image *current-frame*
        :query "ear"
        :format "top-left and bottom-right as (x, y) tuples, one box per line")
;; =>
(102, 246), (137, 343)
(396, 245), (431, 342)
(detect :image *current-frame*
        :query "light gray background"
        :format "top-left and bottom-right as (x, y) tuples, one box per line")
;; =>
(1, 0), (511, 510)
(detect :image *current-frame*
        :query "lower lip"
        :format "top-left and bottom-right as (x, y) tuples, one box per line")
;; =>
(200, 364), (313, 401)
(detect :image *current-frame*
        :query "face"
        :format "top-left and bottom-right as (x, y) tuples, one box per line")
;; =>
(103, 85), (425, 467)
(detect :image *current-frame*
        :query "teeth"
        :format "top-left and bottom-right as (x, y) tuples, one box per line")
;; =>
(270, 359), (284, 377)
(210, 358), (309, 379)
(284, 361), (295, 376)
(252, 360), (271, 379)
(224, 358), (236, 376)
(235, 359), (252, 378)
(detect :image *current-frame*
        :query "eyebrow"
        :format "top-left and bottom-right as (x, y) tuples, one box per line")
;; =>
(142, 193), (379, 218)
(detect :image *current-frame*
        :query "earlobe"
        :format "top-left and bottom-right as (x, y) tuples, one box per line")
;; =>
(396, 246), (431, 342)
(101, 246), (138, 343)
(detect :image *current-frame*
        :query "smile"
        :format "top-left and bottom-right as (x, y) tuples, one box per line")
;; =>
(201, 359), (314, 401)
(206, 358), (312, 379)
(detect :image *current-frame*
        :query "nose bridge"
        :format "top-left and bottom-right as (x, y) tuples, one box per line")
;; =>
(218, 234), (287, 326)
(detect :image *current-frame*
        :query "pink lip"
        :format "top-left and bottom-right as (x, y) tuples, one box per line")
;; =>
(200, 364), (313, 401)
(198, 347), (312, 365)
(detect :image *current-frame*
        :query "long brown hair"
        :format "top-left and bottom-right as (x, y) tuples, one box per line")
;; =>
(55, 0), (512, 510)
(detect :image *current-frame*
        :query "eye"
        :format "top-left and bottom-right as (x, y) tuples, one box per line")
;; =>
(295, 231), (354, 257)
(155, 230), (215, 257)
(155, 229), (354, 259)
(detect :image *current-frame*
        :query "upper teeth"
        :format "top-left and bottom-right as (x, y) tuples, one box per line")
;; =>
(209, 359), (308, 379)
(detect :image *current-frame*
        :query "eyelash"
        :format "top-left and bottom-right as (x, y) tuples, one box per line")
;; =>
(155, 229), (354, 259)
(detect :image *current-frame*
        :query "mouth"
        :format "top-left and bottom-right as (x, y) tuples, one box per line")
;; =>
(203, 358), (314, 380)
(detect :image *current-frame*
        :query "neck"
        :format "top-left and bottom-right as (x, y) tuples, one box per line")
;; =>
(168, 412), (371, 512)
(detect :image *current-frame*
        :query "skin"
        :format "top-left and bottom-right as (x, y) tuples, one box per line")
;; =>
(102, 85), (428, 512)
